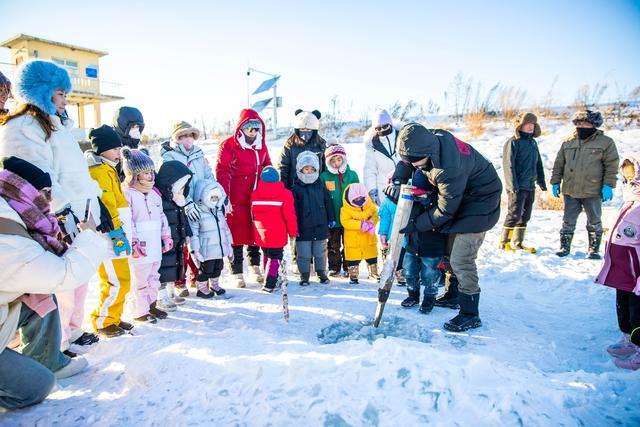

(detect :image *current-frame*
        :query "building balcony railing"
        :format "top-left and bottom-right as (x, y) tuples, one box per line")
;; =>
(70, 76), (122, 99)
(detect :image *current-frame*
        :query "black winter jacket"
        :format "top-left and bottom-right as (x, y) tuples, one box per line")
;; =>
(405, 171), (446, 258)
(398, 126), (502, 234)
(292, 178), (335, 241)
(502, 135), (546, 192)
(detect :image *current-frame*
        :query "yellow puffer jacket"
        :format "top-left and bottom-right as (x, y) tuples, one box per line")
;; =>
(86, 151), (128, 229)
(340, 184), (379, 261)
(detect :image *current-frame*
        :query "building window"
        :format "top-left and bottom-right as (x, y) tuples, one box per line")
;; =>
(52, 57), (78, 76)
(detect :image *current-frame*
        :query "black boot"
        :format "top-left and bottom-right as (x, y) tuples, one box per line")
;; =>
(317, 270), (330, 284)
(434, 272), (459, 309)
(419, 295), (436, 314)
(555, 232), (573, 257)
(299, 272), (310, 286)
(401, 289), (420, 308)
(587, 231), (603, 260)
(444, 293), (482, 332)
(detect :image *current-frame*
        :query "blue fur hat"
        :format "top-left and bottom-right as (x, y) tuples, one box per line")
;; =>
(13, 60), (72, 115)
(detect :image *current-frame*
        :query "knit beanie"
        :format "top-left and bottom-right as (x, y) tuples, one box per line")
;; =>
(325, 143), (348, 174)
(121, 147), (155, 179)
(572, 110), (603, 128)
(2, 156), (52, 190)
(89, 124), (123, 154)
(171, 121), (201, 142)
(260, 166), (279, 183)
(372, 108), (392, 127)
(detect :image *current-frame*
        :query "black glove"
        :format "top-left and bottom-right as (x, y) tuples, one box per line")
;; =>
(383, 181), (401, 203)
(96, 197), (114, 233)
(399, 218), (417, 235)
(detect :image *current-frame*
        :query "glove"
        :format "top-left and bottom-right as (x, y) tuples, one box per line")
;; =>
(162, 237), (173, 253)
(360, 220), (369, 233)
(185, 201), (201, 222)
(379, 234), (388, 247)
(368, 189), (381, 205)
(552, 183), (561, 198)
(538, 183), (547, 192)
(132, 239), (147, 259)
(109, 227), (131, 256)
(365, 221), (376, 234)
(399, 218), (417, 235)
(96, 198), (114, 233)
(601, 184), (613, 202)
(410, 188), (432, 205)
(328, 220), (337, 229)
(383, 182), (401, 202)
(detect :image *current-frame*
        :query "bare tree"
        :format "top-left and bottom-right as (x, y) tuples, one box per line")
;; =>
(497, 86), (527, 122)
(574, 83), (608, 109)
(539, 75), (559, 117)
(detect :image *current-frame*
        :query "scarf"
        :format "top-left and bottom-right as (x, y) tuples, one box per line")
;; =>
(131, 176), (155, 194)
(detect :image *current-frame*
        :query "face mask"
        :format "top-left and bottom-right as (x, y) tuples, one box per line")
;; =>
(376, 125), (393, 137)
(351, 196), (366, 207)
(179, 137), (194, 151)
(296, 169), (319, 184)
(173, 192), (186, 207)
(299, 130), (313, 141)
(100, 156), (119, 168)
(576, 127), (597, 140)
(129, 127), (142, 139)
(519, 131), (533, 139)
(416, 158), (433, 173)
(203, 188), (224, 209)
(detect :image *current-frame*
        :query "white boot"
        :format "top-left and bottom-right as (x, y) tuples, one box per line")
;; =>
(166, 282), (185, 305)
(250, 265), (264, 283)
(54, 356), (88, 379)
(232, 273), (246, 288)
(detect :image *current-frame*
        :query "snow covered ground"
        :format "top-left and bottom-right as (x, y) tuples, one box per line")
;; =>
(2, 122), (639, 426)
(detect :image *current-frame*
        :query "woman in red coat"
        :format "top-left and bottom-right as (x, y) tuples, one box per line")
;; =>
(215, 109), (271, 287)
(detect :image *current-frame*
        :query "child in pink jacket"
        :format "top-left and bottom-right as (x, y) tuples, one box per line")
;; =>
(595, 153), (640, 370)
(121, 148), (172, 323)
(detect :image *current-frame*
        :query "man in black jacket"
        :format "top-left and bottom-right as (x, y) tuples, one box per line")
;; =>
(395, 124), (502, 332)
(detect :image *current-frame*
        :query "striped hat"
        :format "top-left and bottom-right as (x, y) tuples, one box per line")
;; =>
(325, 143), (347, 174)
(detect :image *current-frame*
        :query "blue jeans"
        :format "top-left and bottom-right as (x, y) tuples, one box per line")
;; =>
(403, 253), (441, 297)
(0, 303), (68, 410)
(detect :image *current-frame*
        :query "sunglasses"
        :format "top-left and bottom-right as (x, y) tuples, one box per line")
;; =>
(244, 127), (260, 133)
(375, 124), (391, 132)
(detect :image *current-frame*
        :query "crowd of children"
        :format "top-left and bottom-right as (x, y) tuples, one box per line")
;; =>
(0, 59), (639, 410)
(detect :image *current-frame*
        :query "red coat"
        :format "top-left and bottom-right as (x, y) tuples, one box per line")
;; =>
(216, 109), (272, 246)
(250, 180), (298, 248)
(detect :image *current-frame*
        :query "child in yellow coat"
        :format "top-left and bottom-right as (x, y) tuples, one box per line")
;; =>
(341, 183), (379, 284)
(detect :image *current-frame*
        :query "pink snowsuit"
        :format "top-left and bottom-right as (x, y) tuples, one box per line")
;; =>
(124, 187), (170, 317)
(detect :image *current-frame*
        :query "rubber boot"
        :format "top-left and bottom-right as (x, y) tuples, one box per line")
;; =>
(555, 232), (573, 257)
(443, 293), (482, 332)
(499, 226), (515, 251)
(367, 263), (380, 281)
(348, 265), (359, 284)
(512, 226), (537, 253)
(587, 231), (603, 260)
(434, 272), (459, 309)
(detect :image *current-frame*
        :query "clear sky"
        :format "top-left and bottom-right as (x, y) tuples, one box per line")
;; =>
(1, 0), (639, 135)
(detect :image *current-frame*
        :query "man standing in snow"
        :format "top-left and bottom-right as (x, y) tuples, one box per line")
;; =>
(550, 110), (619, 259)
(393, 124), (502, 332)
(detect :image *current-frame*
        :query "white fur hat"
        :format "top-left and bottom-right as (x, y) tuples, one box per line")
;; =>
(293, 109), (321, 130)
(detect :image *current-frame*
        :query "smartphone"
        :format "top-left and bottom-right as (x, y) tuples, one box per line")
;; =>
(84, 198), (92, 222)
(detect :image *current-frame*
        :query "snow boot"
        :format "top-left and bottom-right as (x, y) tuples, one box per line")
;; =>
(63, 349), (78, 358)
(54, 356), (88, 379)
(401, 289), (420, 308)
(118, 321), (134, 331)
(556, 232), (573, 257)
(196, 280), (214, 299)
(166, 282), (186, 305)
(134, 314), (157, 324)
(434, 273), (459, 309)
(262, 274), (278, 292)
(174, 283), (190, 298)
(499, 226), (515, 251)
(614, 349), (640, 370)
(512, 226), (537, 253)
(348, 265), (359, 284)
(368, 264), (380, 281)
(156, 295), (177, 312)
(328, 270), (341, 278)
(395, 269), (407, 286)
(299, 272), (310, 287)
(419, 295), (436, 314)
(444, 293), (482, 332)
(232, 273), (246, 288)
(209, 278), (227, 296)
(607, 334), (638, 358)
(149, 302), (168, 319)
(587, 231), (603, 260)
(250, 265), (264, 284)
(95, 324), (126, 338)
(72, 332), (99, 346)
(317, 270), (330, 284)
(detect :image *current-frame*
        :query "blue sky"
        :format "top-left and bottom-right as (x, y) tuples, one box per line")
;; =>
(1, 0), (639, 134)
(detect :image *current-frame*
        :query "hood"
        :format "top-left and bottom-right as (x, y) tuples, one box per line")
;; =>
(234, 109), (266, 148)
(193, 179), (226, 208)
(254, 180), (286, 199)
(113, 106), (145, 145)
(513, 112), (541, 138)
(622, 154), (640, 182)
(397, 123), (441, 164)
(155, 160), (193, 200)
(342, 183), (374, 209)
(85, 150), (107, 168)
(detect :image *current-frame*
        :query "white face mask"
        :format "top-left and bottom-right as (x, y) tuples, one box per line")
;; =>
(173, 192), (186, 207)
(129, 127), (142, 139)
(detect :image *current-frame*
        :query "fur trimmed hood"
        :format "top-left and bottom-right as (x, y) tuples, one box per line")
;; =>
(513, 112), (541, 138)
(13, 60), (71, 115)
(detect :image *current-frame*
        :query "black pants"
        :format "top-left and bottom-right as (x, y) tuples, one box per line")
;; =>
(617, 289), (640, 346)
(397, 247), (406, 272)
(231, 245), (261, 274)
(504, 190), (535, 227)
(345, 257), (377, 267)
(196, 259), (224, 281)
(328, 227), (346, 272)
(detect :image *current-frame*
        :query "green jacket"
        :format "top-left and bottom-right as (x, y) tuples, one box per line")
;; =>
(551, 130), (619, 198)
(320, 165), (359, 228)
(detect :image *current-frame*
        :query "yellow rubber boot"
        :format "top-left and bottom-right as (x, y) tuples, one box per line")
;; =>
(499, 227), (516, 251)
(512, 226), (537, 253)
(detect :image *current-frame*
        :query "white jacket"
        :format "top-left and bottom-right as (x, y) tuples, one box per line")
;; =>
(362, 128), (400, 202)
(0, 114), (102, 220)
(0, 197), (109, 353)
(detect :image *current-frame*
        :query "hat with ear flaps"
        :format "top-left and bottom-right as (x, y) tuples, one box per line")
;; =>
(13, 60), (71, 115)
(572, 109), (603, 128)
(513, 112), (541, 138)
